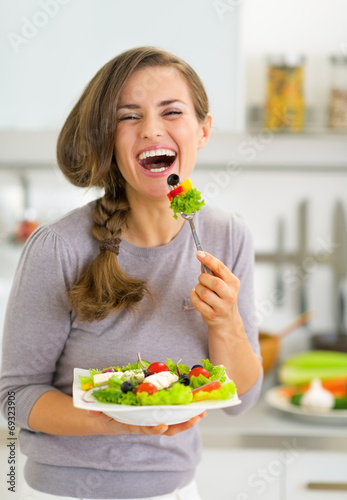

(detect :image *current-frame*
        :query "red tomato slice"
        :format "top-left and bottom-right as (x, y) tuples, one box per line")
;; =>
(189, 367), (210, 379)
(136, 383), (158, 395)
(191, 380), (221, 397)
(148, 362), (169, 375)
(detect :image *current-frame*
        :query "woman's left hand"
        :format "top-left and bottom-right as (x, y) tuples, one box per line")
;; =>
(190, 251), (240, 329)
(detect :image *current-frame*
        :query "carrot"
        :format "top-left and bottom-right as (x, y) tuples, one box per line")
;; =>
(321, 377), (347, 396)
(294, 377), (347, 397)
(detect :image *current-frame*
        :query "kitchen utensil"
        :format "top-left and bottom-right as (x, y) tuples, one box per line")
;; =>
(274, 218), (285, 305)
(260, 311), (315, 374)
(179, 211), (211, 274)
(311, 200), (347, 352)
(297, 200), (309, 314)
(167, 174), (211, 274)
(14, 173), (38, 243)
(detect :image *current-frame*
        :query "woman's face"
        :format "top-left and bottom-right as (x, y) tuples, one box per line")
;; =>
(114, 66), (211, 201)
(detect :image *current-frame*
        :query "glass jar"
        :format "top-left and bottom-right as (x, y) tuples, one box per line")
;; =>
(265, 54), (305, 132)
(329, 55), (347, 130)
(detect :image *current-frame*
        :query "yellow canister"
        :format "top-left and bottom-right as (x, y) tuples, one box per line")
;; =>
(265, 55), (305, 132)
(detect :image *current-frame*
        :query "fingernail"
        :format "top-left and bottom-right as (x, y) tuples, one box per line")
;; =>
(191, 416), (201, 425)
(197, 251), (206, 259)
(156, 424), (168, 433)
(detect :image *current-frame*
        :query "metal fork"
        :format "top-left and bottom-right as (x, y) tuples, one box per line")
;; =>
(180, 211), (212, 274)
(167, 174), (211, 274)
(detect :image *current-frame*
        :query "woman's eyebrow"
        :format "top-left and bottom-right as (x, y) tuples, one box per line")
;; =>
(158, 99), (186, 107)
(116, 103), (140, 111)
(116, 99), (186, 111)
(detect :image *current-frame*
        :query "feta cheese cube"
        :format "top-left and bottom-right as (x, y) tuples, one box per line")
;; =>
(145, 372), (179, 390)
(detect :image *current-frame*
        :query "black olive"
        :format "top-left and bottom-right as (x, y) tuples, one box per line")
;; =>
(167, 173), (180, 186)
(143, 370), (150, 378)
(191, 364), (203, 370)
(121, 381), (133, 393)
(179, 373), (190, 386)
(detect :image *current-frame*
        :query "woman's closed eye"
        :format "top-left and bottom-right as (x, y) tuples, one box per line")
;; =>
(117, 110), (182, 122)
(118, 115), (139, 122)
(163, 110), (182, 118)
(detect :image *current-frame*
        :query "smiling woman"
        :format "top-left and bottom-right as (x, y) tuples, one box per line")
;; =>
(57, 48), (212, 321)
(0, 46), (262, 500)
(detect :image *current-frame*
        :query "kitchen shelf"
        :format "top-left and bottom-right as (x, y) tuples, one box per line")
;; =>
(0, 130), (346, 173)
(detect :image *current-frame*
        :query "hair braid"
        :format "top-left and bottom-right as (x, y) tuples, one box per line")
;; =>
(69, 189), (149, 322)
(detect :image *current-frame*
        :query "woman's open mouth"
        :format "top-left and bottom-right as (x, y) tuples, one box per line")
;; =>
(137, 148), (177, 173)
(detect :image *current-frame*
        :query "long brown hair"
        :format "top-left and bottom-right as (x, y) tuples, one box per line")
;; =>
(57, 46), (209, 322)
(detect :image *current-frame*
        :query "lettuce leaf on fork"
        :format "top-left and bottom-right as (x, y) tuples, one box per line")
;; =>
(169, 188), (205, 219)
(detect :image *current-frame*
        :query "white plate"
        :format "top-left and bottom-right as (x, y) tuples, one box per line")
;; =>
(265, 386), (347, 425)
(73, 368), (241, 426)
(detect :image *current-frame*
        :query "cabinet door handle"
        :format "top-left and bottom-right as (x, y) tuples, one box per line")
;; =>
(307, 482), (347, 491)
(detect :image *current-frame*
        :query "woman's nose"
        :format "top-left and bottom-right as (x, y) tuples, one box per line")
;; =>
(140, 113), (164, 139)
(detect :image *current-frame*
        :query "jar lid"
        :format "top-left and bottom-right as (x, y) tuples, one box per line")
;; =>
(330, 54), (347, 64)
(267, 53), (305, 67)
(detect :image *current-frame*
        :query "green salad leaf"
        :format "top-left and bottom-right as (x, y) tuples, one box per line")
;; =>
(93, 386), (141, 405)
(189, 373), (211, 389)
(136, 382), (193, 406)
(166, 358), (190, 375)
(201, 359), (227, 383)
(169, 188), (205, 219)
(121, 360), (150, 371)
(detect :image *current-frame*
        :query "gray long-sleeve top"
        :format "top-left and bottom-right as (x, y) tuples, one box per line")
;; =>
(0, 202), (263, 498)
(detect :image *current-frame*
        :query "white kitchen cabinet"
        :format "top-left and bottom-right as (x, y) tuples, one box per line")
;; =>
(286, 451), (347, 500)
(196, 448), (283, 500)
(198, 392), (347, 499)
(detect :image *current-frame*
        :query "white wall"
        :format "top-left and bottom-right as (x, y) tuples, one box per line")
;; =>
(0, 0), (241, 131)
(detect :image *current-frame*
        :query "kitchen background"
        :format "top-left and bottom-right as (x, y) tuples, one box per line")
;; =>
(1, 0), (347, 499)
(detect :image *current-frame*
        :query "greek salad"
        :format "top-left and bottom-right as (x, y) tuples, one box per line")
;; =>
(79, 354), (237, 406)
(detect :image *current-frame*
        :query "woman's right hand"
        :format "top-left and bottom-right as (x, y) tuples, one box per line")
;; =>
(87, 410), (207, 436)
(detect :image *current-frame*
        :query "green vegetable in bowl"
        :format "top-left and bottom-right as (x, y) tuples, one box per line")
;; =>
(278, 350), (347, 386)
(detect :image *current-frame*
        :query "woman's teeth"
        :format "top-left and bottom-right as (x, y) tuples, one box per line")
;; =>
(149, 166), (167, 173)
(138, 149), (176, 160)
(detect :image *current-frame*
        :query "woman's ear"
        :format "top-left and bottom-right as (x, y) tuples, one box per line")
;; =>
(197, 113), (212, 150)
